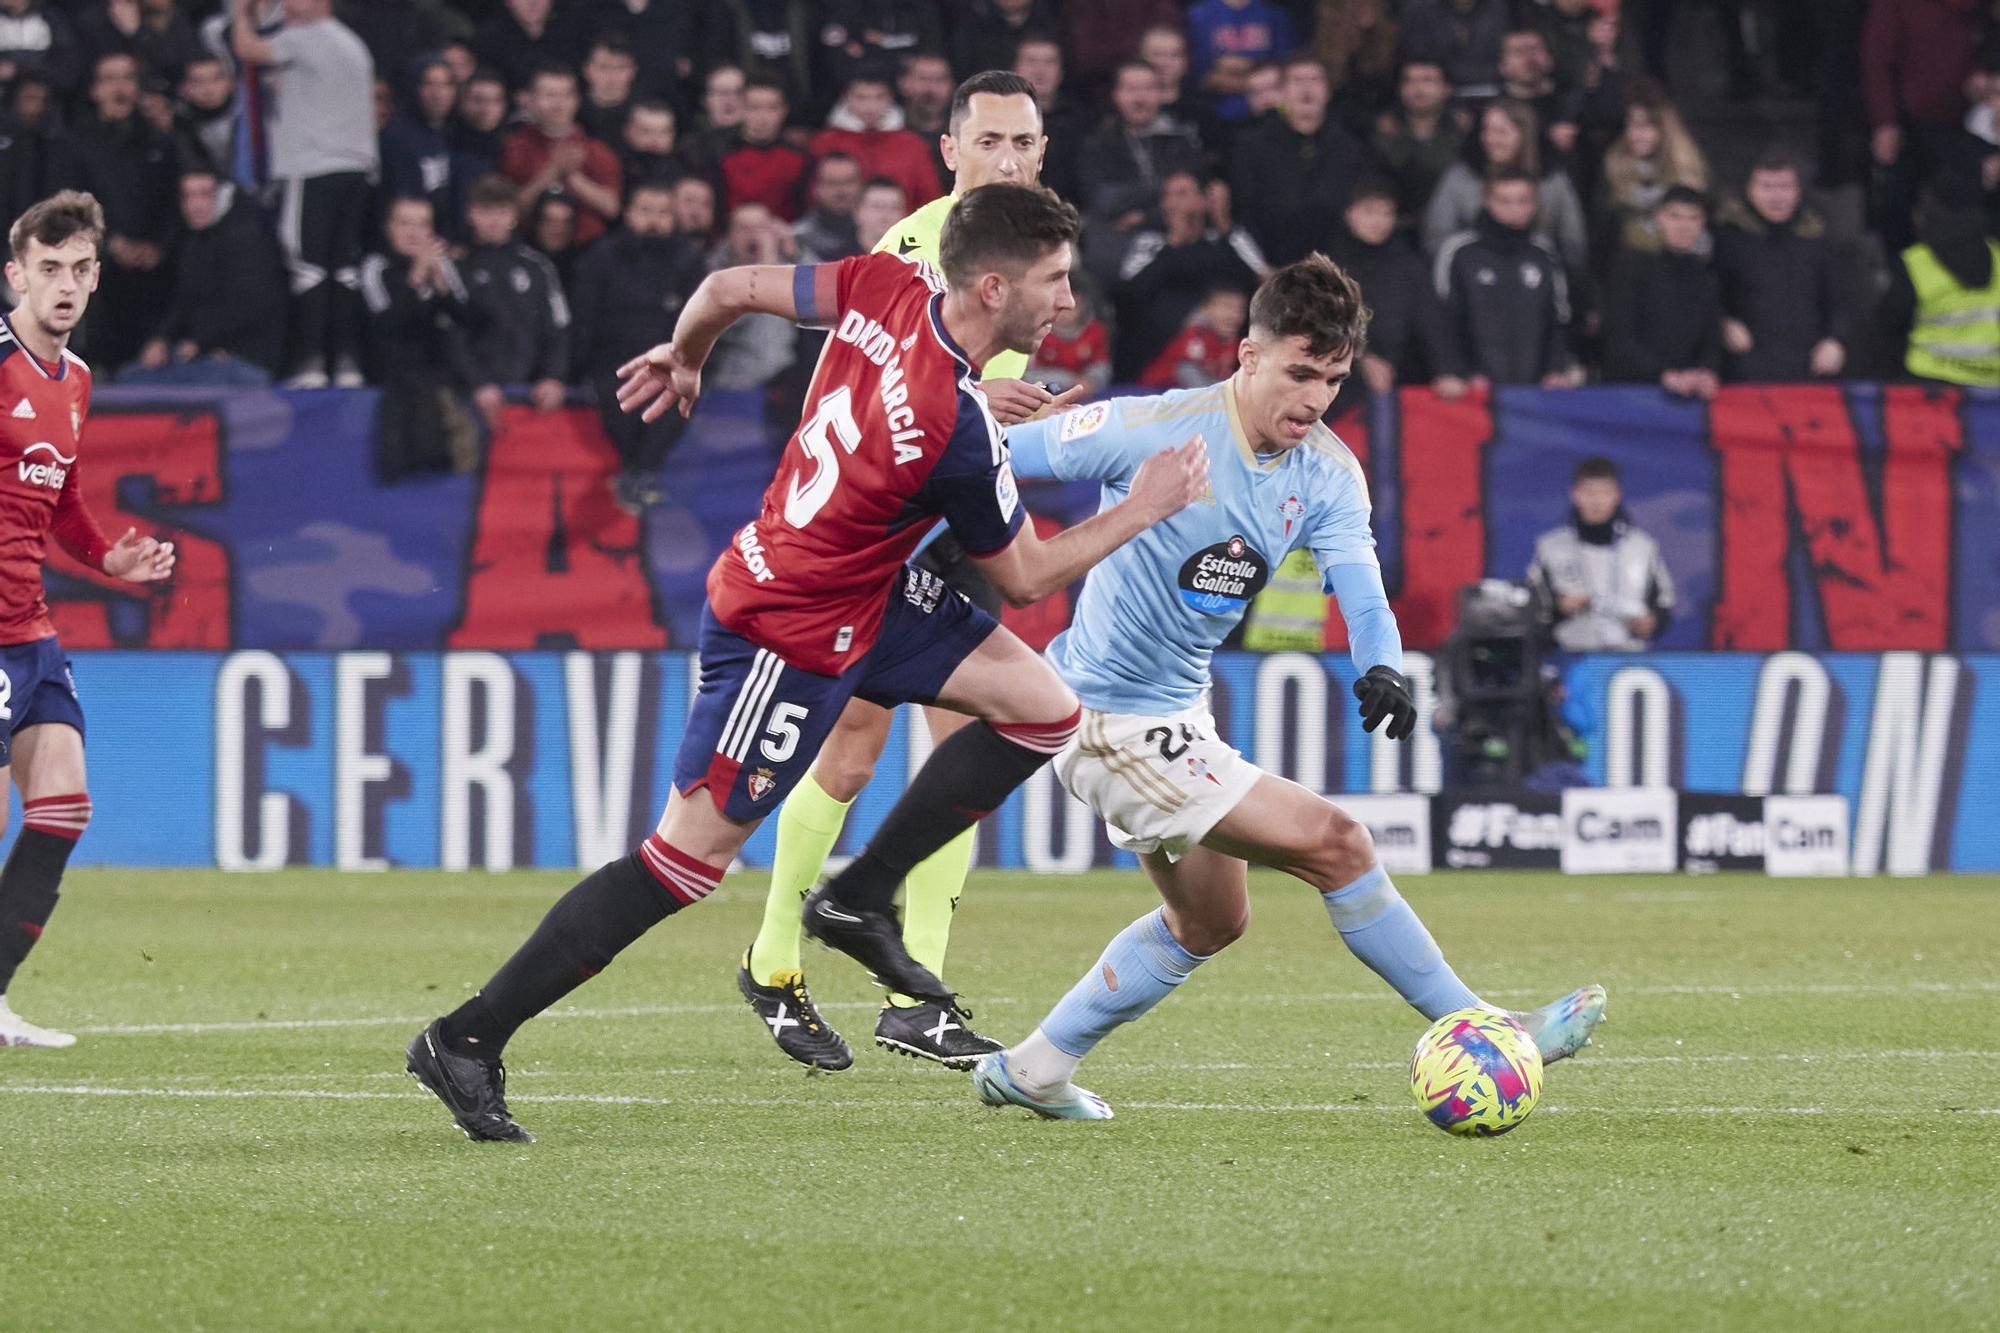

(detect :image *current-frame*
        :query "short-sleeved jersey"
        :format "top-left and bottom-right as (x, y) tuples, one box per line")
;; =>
(1006, 379), (1398, 714)
(705, 251), (1025, 675)
(0, 317), (109, 645)
(873, 194), (1030, 382)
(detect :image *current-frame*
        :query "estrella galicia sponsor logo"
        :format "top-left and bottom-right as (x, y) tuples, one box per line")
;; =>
(1176, 535), (1269, 615)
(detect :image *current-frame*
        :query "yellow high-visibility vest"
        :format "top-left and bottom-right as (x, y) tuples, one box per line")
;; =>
(1903, 240), (2000, 387)
(1242, 549), (1328, 652)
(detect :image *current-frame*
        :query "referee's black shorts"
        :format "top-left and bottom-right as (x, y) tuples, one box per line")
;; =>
(913, 530), (1002, 617)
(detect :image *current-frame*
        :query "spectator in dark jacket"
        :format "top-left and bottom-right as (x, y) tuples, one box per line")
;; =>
(0, 73), (69, 231)
(1713, 151), (1850, 382)
(1371, 59), (1465, 225)
(1602, 186), (1722, 398)
(1012, 34), (1090, 205)
(77, 0), (202, 85)
(450, 66), (510, 176)
(953, 0), (1062, 81)
(1397, 0), (1508, 102)
(474, 0), (578, 93)
(64, 50), (178, 367)
(814, 1), (947, 95)
(1328, 176), (1451, 395)
(172, 53), (236, 177)
(1862, 0), (1991, 249)
(719, 73), (810, 220)
(586, 0), (693, 99)
(1433, 168), (1578, 389)
(1230, 55), (1366, 266)
(1078, 59), (1204, 247)
(0, 0), (81, 101)
(791, 151), (861, 260)
(1112, 168), (1266, 380)
(127, 169), (287, 382)
(568, 179), (706, 510)
(360, 194), (481, 478)
(616, 99), (692, 199)
(459, 172), (571, 433)
(380, 57), (468, 243)
(578, 35), (638, 146)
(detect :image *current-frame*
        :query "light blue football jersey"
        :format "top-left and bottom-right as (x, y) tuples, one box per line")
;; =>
(1006, 381), (1403, 715)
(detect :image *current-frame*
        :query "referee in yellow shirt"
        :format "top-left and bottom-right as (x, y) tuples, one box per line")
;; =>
(740, 70), (1085, 1071)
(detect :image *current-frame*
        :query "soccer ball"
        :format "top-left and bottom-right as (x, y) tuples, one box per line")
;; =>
(1409, 1008), (1544, 1136)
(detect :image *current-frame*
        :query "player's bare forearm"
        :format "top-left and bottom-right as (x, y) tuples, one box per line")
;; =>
(670, 265), (800, 369)
(975, 438), (1209, 606)
(975, 505), (1159, 607)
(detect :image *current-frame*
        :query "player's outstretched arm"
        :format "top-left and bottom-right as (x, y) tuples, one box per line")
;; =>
(972, 438), (1208, 607)
(616, 264), (802, 422)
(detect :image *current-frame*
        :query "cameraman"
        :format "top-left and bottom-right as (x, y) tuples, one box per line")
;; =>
(1527, 456), (1674, 652)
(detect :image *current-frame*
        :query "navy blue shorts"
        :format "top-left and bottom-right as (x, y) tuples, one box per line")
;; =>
(0, 636), (85, 767)
(674, 565), (999, 821)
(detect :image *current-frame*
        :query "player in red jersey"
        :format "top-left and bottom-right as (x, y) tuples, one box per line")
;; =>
(407, 184), (1207, 1141)
(0, 192), (177, 1049)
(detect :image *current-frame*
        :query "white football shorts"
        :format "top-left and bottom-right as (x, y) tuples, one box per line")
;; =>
(1053, 703), (1262, 862)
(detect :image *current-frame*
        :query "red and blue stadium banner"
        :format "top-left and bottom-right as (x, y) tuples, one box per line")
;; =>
(63, 382), (2000, 654)
(32, 647), (2000, 872)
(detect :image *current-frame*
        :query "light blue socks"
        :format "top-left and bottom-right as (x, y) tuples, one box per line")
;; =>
(1322, 865), (1481, 1020)
(1040, 906), (1208, 1058)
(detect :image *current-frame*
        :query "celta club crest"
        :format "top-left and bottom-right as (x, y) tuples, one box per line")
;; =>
(1226, 536), (1246, 558)
(1278, 493), (1305, 536)
(748, 768), (776, 801)
(1187, 756), (1221, 786)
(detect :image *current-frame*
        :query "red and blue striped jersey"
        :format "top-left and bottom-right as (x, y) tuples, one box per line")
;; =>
(706, 251), (1024, 675)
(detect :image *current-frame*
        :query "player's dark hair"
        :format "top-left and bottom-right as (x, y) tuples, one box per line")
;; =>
(468, 173), (520, 209)
(1574, 456), (1620, 484)
(948, 70), (1038, 134)
(1247, 253), (1370, 361)
(1658, 184), (1707, 212)
(9, 190), (105, 262)
(939, 183), (1079, 287)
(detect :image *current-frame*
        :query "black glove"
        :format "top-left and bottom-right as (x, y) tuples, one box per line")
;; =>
(1352, 665), (1416, 740)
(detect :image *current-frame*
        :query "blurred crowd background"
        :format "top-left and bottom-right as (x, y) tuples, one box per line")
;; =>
(3, 0), (1995, 495)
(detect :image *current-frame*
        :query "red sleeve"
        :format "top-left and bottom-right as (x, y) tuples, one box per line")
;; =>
(1860, 0), (1901, 129)
(589, 139), (622, 199)
(501, 130), (536, 184)
(51, 457), (112, 571)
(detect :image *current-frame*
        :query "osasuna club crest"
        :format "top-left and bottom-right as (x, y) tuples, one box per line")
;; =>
(1177, 534), (1270, 615)
(747, 767), (777, 801)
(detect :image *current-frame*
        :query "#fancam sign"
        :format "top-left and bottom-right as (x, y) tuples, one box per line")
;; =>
(1561, 789), (1679, 874)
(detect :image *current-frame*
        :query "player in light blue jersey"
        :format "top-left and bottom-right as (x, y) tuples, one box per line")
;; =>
(971, 255), (1606, 1119)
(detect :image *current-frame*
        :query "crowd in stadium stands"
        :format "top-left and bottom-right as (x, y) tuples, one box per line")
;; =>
(0, 0), (1996, 492)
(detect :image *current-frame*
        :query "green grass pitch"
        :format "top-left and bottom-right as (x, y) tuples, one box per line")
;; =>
(2, 868), (1996, 1331)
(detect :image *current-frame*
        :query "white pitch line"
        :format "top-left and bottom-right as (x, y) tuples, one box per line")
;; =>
(63, 978), (2000, 1038)
(0, 1083), (1993, 1117)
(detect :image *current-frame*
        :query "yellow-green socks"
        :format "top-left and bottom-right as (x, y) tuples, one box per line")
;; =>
(747, 773), (853, 983)
(886, 825), (977, 1008)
